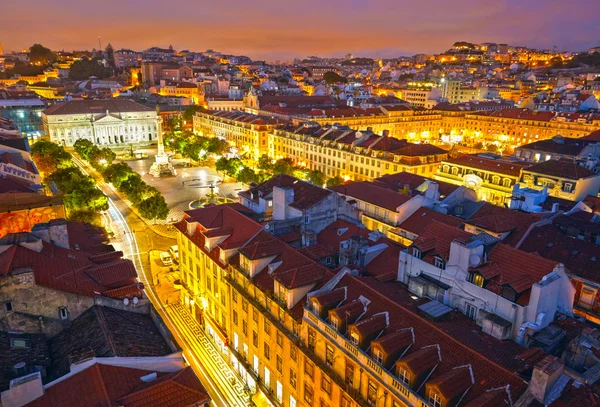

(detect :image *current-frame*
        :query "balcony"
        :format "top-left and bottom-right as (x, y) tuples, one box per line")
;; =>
(303, 306), (429, 407)
(300, 342), (369, 407)
(224, 272), (300, 346)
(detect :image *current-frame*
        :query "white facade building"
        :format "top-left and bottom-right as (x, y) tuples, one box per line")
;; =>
(42, 99), (158, 146)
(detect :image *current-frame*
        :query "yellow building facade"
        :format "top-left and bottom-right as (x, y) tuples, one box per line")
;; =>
(193, 110), (282, 160)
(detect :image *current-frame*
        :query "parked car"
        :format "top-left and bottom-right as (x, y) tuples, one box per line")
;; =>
(160, 252), (173, 266)
(169, 245), (179, 262)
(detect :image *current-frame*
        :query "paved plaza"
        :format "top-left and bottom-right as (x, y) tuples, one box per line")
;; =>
(121, 148), (245, 225)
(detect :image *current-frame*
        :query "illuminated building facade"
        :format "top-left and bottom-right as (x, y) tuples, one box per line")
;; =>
(433, 155), (527, 205)
(43, 99), (158, 146)
(193, 110), (282, 160)
(270, 123), (448, 180)
(461, 109), (600, 146)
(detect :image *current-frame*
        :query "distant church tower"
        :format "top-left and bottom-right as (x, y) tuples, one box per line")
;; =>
(0, 41), (3, 56)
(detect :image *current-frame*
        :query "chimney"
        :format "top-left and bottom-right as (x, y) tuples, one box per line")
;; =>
(425, 181), (440, 201)
(551, 202), (560, 213)
(48, 219), (70, 249)
(302, 229), (317, 247)
(272, 186), (294, 221)
(529, 356), (564, 403)
(1, 372), (44, 407)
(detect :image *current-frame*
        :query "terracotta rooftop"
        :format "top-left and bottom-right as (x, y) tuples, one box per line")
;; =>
(397, 208), (464, 237)
(43, 99), (154, 115)
(444, 155), (528, 177)
(240, 174), (332, 210)
(321, 272), (529, 404)
(48, 305), (173, 380)
(375, 171), (460, 198)
(330, 181), (412, 211)
(523, 159), (596, 180)
(25, 363), (209, 407)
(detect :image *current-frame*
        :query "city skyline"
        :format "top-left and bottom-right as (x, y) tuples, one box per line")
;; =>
(2, 0), (599, 60)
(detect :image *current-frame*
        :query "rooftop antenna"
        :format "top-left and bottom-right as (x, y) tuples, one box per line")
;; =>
(98, 36), (102, 51)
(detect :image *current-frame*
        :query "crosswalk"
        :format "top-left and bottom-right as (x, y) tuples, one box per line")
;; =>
(167, 303), (251, 406)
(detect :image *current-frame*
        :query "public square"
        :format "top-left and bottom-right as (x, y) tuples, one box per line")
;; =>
(121, 147), (245, 225)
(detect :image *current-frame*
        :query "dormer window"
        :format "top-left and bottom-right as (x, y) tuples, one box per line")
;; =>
(373, 348), (384, 365)
(312, 302), (321, 315)
(412, 248), (422, 259)
(350, 331), (360, 346)
(434, 257), (446, 269)
(429, 391), (442, 407)
(330, 317), (339, 331)
(398, 367), (410, 385)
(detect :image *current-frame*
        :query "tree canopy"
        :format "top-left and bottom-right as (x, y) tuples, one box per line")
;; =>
(29, 44), (56, 65)
(69, 58), (113, 80)
(323, 71), (348, 84)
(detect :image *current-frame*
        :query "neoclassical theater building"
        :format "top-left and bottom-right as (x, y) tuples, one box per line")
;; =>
(42, 99), (159, 146)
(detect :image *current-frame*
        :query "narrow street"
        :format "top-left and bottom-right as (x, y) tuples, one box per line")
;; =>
(71, 155), (252, 407)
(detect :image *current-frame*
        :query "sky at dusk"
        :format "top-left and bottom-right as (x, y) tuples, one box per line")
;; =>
(2, 0), (600, 61)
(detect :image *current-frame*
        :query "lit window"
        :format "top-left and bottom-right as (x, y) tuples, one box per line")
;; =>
(398, 367), (410, 384)
(429, 391), (442, 407)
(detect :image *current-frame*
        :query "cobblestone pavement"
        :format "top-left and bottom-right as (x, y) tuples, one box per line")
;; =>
(121, 148), (245, 228)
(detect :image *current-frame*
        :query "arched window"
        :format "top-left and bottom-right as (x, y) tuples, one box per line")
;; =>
(502, 178), (511, 188)
(451, 167), (458, 175)
(492, 176), (500, 185)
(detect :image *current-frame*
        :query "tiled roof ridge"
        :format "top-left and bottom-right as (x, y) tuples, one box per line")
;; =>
(347, 275), (528, 382)
(94, 306), (118, 356)
(94, 363), (113, 406)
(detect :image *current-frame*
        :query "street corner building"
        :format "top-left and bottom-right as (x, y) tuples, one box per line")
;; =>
(42, 99), (159, 147)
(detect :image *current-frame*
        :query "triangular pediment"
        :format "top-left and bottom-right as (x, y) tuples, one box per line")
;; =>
(94, 114), (123, 123)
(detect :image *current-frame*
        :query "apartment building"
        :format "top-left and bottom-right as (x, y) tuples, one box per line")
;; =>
(305, 106), (442, 142)
(520, 159), (600, 201)
(434, 155), (529, 205)
(193, 110), (283, 160)
(462, 109), (600, 146)
(173, 192), (547, 407)
(270, 123), (448, 179)
(113, 49), (141, 68)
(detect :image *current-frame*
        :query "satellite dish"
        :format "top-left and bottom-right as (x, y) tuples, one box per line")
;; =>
(133, 297), (139, 305)
(469, 254), (481, 266)
(123, 298), (130, 305)
(265, 224), (270, 230)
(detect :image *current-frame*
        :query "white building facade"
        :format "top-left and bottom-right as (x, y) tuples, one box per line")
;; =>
(42, 99), (158, 146)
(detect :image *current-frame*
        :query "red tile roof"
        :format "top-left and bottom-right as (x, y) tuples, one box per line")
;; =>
(326, 273), (529, 404)
(239, 174), (332, 210)
(330, 181), (412, 211)
(25, 364), (209, 407)
(427, 365), (474, 399)
(0, 235), (138, 298)
(518, 223), (600, 282)
(472, 243), (559, 294)
(523, 159), (597, 180)
(412, 220), (472, 262)
(375, 171), (459, 198)
(444, 155), (528, 177)
(397, 208), (464, 236)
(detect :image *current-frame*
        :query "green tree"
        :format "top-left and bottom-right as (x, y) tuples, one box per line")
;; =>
(31, 139), (73, 174)
(237, 167), (258, 184)
(29, 44), (55, 66)
(68, 209), (102, 227)
(49, 167), (90, 193)
(73, 139), (97, 160)
(103, 162), (136, 188)
(326, 175), (344, 188)
(306, 170), (325, 186)
(257, 155), (273, 172)
(486, 144), (499, 153)
(182, 143), (204, 161)
(138, 194), (169, 221)
(323, 71), (348, 84)
(105, 43), (115, 68)
(183, 105), (205, 122)
(90, 147), (116, 166)
(118, 173), (146, 202)
(215, 157), (230, 174)
(68, 184), (109, 211)
(69, 58), (113, 80)
(207, 138), (229, 155)
(225, 158), (244, 177)
(272, 158), (295, 175)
